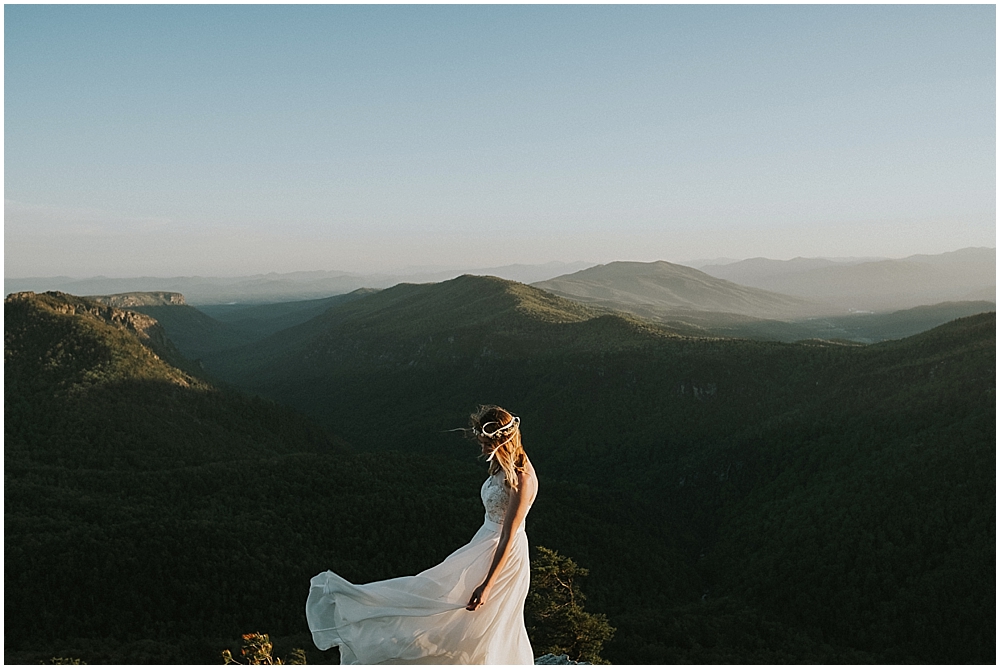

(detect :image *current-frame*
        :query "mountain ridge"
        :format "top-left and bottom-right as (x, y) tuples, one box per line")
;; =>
(699, 246), (995, 310)
(207, 274), (696, 388)
(87, 291), (187, 307)
(532, 259), (824, 319)
(4, 261), (596, 305)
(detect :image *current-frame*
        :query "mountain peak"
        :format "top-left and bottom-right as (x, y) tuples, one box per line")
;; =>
(532, 261), (814, 319)
(317, 273), (604, 333)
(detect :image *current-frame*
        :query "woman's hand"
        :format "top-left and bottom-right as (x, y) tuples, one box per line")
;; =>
(466, 582), (491, 611)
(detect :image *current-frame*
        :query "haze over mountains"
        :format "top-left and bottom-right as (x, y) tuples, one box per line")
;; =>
(532, 260), (820, 319)
(528, 249), (994, 342)
(7, 249), (991, 320)
(54, 247), (992, 349)
(698, 247), (994, 311)
(4, 261), (594, 305)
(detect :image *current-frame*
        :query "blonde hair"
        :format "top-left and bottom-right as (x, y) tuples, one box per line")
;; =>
(470, 405), (527, 490)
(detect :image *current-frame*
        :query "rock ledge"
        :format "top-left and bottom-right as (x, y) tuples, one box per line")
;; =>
(535, 654), (590, 665)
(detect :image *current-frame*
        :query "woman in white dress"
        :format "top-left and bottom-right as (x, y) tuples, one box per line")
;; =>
(306, 405), (538, 664)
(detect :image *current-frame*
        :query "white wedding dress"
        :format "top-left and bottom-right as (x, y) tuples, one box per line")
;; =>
(306, 470), (534, 664)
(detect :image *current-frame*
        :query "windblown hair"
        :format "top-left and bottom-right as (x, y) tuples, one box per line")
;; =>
(470, 405), (527, 491)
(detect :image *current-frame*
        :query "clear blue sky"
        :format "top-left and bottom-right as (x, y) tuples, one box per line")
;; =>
(5, 4), (995, 277)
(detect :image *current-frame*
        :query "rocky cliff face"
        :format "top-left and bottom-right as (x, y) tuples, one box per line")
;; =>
(6, 291), (193, 377)
(87, 291), (187, 307)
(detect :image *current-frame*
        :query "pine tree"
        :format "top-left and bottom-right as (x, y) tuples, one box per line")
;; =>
(525, 546), (616, 664)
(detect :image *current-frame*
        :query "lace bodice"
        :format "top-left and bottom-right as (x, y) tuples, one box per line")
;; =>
(481, 470), (510, 524)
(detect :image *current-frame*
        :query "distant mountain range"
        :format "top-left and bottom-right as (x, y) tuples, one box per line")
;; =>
(82, 281), (996, 372)
(4, 261), (594, 305)
(8, 249), (991, 317)
(526, 257), (994, 342)
(206, 275), (684, 391)
(683, 255), (888, 270)
(699, 247), (994, 311)
(525, 249), (994, 339)
(532, 260), (820, 320)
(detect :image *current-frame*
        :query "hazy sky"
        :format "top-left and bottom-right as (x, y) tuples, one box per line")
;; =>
(5, 4), (996, 277)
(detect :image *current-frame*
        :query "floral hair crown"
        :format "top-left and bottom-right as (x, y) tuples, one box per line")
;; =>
(474, 415), (520, 440)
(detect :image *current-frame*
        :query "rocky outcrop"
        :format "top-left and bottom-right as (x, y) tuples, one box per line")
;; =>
(535, 654), (591, 665)
(87, 291), (187, 307)
(5, 291), (191, 378)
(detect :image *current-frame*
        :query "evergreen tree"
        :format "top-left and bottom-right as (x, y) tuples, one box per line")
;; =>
(525, 546), (616, 664)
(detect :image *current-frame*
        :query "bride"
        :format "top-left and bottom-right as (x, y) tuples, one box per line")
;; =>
(306, 405), (538, 664)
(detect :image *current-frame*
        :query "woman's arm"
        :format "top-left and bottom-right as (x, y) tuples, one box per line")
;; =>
(466, 468), (537, 611)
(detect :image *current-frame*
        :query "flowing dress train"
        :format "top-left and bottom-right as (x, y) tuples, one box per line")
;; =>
(305, 471), (534, 664)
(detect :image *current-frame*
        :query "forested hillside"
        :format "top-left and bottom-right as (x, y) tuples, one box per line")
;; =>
(205, 275), (995, 663)
(4, 291), (667, 663)
(5, 286), (995, 664)
(5, 292), (343, 662)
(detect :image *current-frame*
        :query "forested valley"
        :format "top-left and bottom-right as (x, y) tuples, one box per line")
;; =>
(4, 281), (995, 664)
